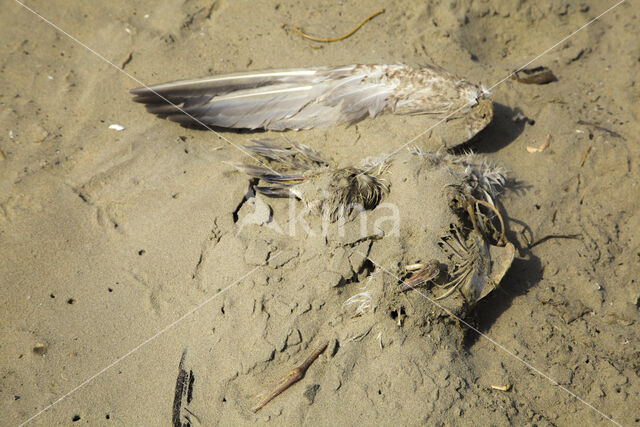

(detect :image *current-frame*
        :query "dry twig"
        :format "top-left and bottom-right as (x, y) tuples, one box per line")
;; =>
(577, 120), (623, 139)
(252, 340), (329, 412)
(289, 9), (384, 43)
(579, 145), (592, 167)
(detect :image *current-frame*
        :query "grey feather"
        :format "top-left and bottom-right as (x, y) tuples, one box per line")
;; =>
(244, 139), (327, 169)
(130, 64), (487, 131)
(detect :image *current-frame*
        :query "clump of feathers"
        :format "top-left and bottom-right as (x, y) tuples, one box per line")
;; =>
(323, 159), (390, 221)
(231, 139), (389, 222)
(342, 270), (384, 316)
(409, 147), (506, 206)
(435, 225), (490, 303)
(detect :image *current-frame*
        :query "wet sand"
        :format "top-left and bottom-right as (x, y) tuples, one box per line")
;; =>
(1, 1), (638, 425)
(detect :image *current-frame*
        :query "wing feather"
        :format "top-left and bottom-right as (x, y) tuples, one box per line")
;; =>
(131, 65), (395, 130)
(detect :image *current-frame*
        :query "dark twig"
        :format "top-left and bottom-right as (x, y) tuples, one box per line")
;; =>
(577, 120), (623, 139)
(172, 349), (188, 427)
(528, 234), (581, 249)
(121, 52), (133, 70)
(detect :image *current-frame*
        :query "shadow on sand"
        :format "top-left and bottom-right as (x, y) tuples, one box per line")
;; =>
(453, 102), (529, 155)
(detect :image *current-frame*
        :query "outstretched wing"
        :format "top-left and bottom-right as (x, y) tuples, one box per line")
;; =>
(130, 65), (395, 130)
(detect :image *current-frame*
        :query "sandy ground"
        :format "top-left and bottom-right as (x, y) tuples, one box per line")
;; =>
(1, 0), (639, 425)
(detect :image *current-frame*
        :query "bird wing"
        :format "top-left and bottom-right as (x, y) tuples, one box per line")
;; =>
(130, 65), (395, 130)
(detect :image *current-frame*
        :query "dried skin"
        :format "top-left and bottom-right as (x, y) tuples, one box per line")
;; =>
(512, 66), (557, 85)
(526, 134), (551, 153)
(400, 260), (440, 291)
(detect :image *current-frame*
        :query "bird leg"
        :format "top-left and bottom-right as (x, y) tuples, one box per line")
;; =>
(473, 199), (506, 245)
(445, 185), (506, 245)
(251, 340), (329, 413)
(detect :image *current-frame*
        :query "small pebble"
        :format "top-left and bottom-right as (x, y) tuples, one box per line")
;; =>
(33, 343), (47, 355)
